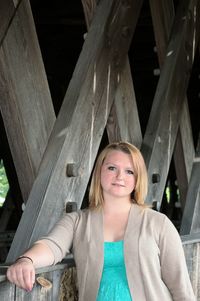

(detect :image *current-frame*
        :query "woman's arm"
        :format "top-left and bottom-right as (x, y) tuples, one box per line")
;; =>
(6, 211), (79, 291)
(6, 241), (54, 291)
(159, 216), (195, 301)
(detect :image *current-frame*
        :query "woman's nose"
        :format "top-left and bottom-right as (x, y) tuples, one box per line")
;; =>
(116, 169), (123, 179)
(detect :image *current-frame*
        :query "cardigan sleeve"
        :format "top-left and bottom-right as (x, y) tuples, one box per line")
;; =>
(159, 216), (195, 301)
(35, 211), (79, 264)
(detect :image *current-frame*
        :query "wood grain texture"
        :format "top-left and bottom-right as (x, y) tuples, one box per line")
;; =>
(150, 0), (195, 210)
(141, 0), (200, 208)
(82, 0), (143, 146)
(0, 0), (55, 201)
(183, 241), (200, 299)
(0, 0), (15, 45)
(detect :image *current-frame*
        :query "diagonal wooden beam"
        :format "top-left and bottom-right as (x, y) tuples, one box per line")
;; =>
(173, 104), (195, 208)
(149, 0), (195, 209)
(7, 0), (138, 261)
(82, 0), (143, 146)
(141, 0), (200, 208)
(0, 0), (56, 201)
(107, 57), (142, 147)
(0, 0), (18, 46)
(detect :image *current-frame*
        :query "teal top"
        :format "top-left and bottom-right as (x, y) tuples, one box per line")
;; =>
(96, 240), (132, 301)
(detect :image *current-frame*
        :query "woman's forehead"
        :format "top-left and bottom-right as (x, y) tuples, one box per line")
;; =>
(103, 149), (132, 163)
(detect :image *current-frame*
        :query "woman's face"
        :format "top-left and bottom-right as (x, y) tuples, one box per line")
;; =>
(100, 150), (136, 201)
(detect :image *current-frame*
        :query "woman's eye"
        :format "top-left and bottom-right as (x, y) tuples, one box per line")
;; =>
(126, 170), (134, 175)
(108, 166), (115, 171)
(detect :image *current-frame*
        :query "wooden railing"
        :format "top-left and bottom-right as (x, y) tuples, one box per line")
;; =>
(0, 257), (75, 301)
(181, 232), (200, 300)
(0, 235), (199, 300)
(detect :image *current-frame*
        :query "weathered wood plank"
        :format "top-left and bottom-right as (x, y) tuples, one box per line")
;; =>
(182, 241), (200, 299)
(149, 0), (174, 66)
(0, 262), (72, 301)
(107, 58), (142, 147)
(0, 0), (56, 201)
(6, 0), (138, 262)
(0, 281), (15, 300)
(180, 135), (200, 234)
(141, 0), (200, 208)
(149, 0), (195, 209)
(0, 0), (15, 45)
(81, 0), (97, 29)
(82, 0), (143, 146)
(181, 232), (200, 244)
(173, 103), (195, 209)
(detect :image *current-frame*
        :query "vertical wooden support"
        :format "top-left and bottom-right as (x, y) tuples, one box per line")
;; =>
(0, 0), (56, 201)
(141, 0), (200, 208)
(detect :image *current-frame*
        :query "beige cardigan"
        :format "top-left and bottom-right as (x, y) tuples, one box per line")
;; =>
(39, 204), (195, 301)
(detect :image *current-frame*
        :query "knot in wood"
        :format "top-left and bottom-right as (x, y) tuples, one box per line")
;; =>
(66, 163), (79, 177)
(152, 173), (160, 184)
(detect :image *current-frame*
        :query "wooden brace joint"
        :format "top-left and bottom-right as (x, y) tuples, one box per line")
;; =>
(152, 173), (160, 184)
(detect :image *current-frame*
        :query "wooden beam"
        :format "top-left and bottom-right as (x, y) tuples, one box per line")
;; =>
(149, 0), (175, 66)
(141, 0), (200, 208)
(182, 239), (200, 298)
(181, 232), (200, 244)
(173, 103), (195, 209)
(0, 0), (16, 46)
(107, 58), (142, 147)
(0, 0), (56, 201)
(180, 134), (200, 234)
(150, 0), (195, 210)
(81, 0), (97, 29)
(6, 0), (137, 261)
(82, 0), (143, 146)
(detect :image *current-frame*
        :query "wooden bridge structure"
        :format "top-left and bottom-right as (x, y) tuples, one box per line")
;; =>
(0, 0), (200, 299)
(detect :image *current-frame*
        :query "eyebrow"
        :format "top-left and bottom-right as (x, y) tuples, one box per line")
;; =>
(104, 162), (134, 169)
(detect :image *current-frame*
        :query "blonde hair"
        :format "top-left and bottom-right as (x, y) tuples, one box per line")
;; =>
(89, 142), (148, 208)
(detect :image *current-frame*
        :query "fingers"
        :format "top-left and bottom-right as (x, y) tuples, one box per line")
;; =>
(6, 261), (35, 291)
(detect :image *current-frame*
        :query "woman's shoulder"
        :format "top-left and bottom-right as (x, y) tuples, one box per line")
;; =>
(134, 204), (169, 225)
(133, 204), (179, 241)
(63, 207), (92, 225)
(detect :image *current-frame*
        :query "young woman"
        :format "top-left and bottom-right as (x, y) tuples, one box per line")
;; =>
(7, 142), (195, 300)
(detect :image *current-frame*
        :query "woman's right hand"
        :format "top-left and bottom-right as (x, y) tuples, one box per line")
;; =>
(6, 258), (35, 291)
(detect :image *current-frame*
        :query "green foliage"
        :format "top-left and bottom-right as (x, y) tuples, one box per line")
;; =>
(0, 160), (9, 206)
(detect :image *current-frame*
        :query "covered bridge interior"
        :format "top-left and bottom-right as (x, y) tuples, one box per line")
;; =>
(0, 0), (200, 300)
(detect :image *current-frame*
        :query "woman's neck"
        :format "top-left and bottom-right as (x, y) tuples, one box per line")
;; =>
(103, 198), (132, 214)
